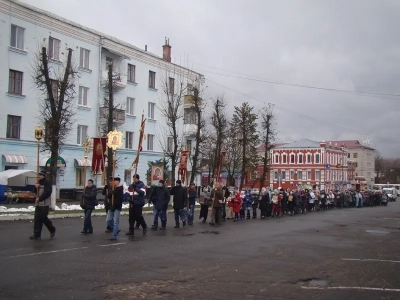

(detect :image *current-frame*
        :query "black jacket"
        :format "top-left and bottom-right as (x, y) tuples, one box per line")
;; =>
(102, 184), (111, 206)
(128, 180), (146, 206)
(107, 185), (124, 211)
(188, 188), (197, 205)
(83, 185), (97, 210)
(170, 185), (188, 210)
(150, 186), (170, 210)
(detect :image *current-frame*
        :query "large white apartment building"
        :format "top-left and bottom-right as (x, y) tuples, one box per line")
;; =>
(0, 0), (203, 191)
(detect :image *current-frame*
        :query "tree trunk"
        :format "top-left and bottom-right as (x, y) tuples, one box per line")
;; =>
(106, 63), (114, 179)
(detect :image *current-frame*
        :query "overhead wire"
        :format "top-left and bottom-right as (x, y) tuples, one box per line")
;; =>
(205, 77), (400, 146)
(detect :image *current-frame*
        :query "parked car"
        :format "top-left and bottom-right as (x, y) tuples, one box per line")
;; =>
(382, 188), (397, 201)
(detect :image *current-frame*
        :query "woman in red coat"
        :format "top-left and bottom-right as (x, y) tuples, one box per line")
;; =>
(230, 192), (242, 222)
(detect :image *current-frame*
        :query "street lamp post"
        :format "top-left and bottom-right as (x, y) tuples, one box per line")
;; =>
(34, 125), (43, 203)
(163, 149), (166, 181)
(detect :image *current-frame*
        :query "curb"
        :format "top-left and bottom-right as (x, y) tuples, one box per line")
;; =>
(0, 208), (201, 221)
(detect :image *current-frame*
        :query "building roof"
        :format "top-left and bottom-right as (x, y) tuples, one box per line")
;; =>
(8, 0), (203, 78)
(324, 140), (375, 151)
(276, 139), (320, 149)
(256, 143), (287, 152)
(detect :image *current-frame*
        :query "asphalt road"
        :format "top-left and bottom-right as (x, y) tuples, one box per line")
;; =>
(0, 202), (399, 300)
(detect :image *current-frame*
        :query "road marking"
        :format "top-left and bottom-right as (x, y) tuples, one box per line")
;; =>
(301, 286), (400, 292)
(8, 247), (88, 258)
(342, 258), (400, 263)
(98, 242), (126, 247)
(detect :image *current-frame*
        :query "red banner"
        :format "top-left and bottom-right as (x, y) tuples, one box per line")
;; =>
(215, 150), (226, 183)
(178, 150), (189, 184)
(92, 137), (107, 174)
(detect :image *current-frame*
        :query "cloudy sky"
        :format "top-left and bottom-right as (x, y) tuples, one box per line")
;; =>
(21, 0), (400, 157)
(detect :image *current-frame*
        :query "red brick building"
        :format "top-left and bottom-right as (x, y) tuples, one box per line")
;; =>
(246, 139), (349, 190)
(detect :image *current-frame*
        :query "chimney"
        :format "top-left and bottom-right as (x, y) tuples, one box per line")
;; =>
(145, 45), (147, 51)
(162, 37), (171, 62)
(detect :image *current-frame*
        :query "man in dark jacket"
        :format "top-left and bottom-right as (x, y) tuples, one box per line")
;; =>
(106, 177), (124, 240)
(30, 171), (56, 240)
(188, 183), (197, 225)
(126, 174), (147, 236)
(210, 182), (224, 226)
(170, 180), (188, 228)
(102, 176), (113, 232)
(81, 179), (97, 234)
(150, 180), (170, 230)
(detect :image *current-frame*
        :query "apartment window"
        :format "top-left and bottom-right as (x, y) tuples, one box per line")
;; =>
(169, 77), (175, 94)
(347, 153), (350, 158)
(307, 170), (312, 180)
(298, 154), (303, 164)
(50, 80), (59, 101)
(186, 140), (192, 152)
(127, 64), (136, 82)
(149, 71), (156, 89)
(281, 171), (286, 180)
(48, 37), (61, 60)
(306, 154), (312, 163)
(126, 97), (135, 115)
(125, 131), (134, 149)
(80, 48), (90, 69)
(274, 154), (279, 164)
(6, 115), (21, 139)
(8, 70), (23, 95)
(290, 170), (294, 180)
(184, 108), (197, 124)
(315, 170), (320, 181)
(76, 168), (85, 187)
(274, 171), (278, 180)
(354, 162), (358, 168)
(78, 86), (89, 106)
(353, 153), (358, 158)
(148, 102), (155, 119)
(187, 83), (193, 94)
(10, 24), (24, 49)
(282, 154), (287, 164)
(290, 154), (295, 164)
(167, 137), (173, 152)
(147, 134), (154, 151)
(315, 153), (320, 164)
(298, 170), (303, 180)
(77, 125), (88, 145)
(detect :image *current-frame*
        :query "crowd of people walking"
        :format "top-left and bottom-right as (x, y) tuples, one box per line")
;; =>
(30, 173), (393, 241)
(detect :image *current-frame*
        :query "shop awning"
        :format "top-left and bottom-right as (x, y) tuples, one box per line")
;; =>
(74, 159), (92, 167)
(40, 156), (66, 167)
(2, 155), (28, 164)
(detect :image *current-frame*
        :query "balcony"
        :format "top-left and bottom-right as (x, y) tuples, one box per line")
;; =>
(183, 124), (198, 137)
(101, 70), (127, 89)
(99, 107), (126, 124)
(184, 95), (202, 108)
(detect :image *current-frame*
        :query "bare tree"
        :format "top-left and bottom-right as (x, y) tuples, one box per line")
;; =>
(230, 102), (259, 189)
(189, 86), (206, 184)
(258, 104), (276, 192)
(157, 70), (186, 185)
(210, 95), (228, 180)
(100, 61), (124, 178)
(33, 46), (78, 185)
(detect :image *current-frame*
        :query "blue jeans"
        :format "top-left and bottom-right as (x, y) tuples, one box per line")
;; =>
(188, 204), (195, 224)
(154, 208), (167, 227)
(84, 209), (93, 230)
(356, 197), (363, 207)
(106, 209), (121, 238)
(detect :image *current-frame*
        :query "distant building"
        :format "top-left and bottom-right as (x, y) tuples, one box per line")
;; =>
(0, 0), (203, 190)
(325, 140), (375, 188)
(246, 139), (350, 191)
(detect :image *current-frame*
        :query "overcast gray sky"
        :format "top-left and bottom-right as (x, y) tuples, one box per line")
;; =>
(21, 0), (400, 157)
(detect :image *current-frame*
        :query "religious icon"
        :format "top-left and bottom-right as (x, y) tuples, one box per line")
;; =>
(106, 129), (123, 151)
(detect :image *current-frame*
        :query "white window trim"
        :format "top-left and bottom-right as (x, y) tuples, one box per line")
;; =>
(314, 153), (321, 164)
(125, 131), (134, 149)
(148, 102), (156, 119)
(77, 125), (88, 145)
(147, 134), (154, 151)
(282, 153), (287, 164)
(10, 24), (25, 50)
(274, 153), (279, 164)
(79, 48), (90, 70)
(315, 170), (321, 181)
(297, 153), (303, 164)
(126, 97), (135, 116)
(78, 86), (89, 107)
(48, 37), (61, 61)
(306, 169), (312, 180)
(306, 152), (312, 164)
(289, 152), (295, 164)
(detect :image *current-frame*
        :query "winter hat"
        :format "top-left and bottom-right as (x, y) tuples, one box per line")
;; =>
(39, 171), (47, 177)
(114, 177), (121, 182)
(176, 180), (182, 185)
(159, 180), (165, 185)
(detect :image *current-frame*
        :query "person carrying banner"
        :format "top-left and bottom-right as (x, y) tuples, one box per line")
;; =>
(126, 174), (148, 236)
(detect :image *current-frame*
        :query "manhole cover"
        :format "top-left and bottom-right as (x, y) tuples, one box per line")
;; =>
(200, 230), (220, 235)
(366, 230), (389, 234)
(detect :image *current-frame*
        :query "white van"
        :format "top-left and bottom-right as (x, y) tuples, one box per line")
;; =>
(382, 188), (397, 201)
